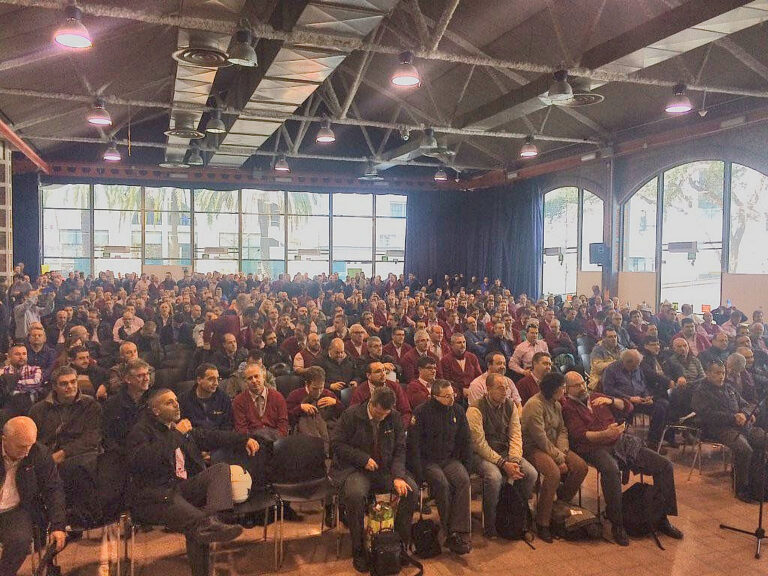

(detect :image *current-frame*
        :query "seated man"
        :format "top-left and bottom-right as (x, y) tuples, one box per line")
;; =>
(407, 379), (472, 555)
(440, 333), (482, 400)
(693, 359), (765, 503)
(345, 324), (368, 359)
(466, 372), (536, 539)
(0, 417), (66, 576)
(126, 388), (258, 576)
(698, 331), (730, 368)
(292, 332), (322, 375)
(515, 352), (552, 407)
(406, 356), (438, 410)
(589, 327), (624, 390)
(29, 365), (103, 524)
(401, 330), (442, 384)
(351, 362), (412, 429)
(521, 372), (588, 543)
(463, 316), (487, 358)
(285, 366), (342, 436)
(602, 349), (671, 450)
(179, 363), (233, 431)
(313, 338), (360, 392)
(68, 345), (108, 397)
(382, 327), (412, 366)
(663, 338), (705, 384)
(232, 363), (289, 442)
(674, 318), (710, 357)
(509, 324), (549, 379)
(104, 341), (141, 399)
(0, 343), (44, 418)
(213, 333), (249, 380)
(357, 336), (400, 383)
(561, 371), (682, 546)
(25, 323), (56, 384)
(544, 319), (577, 358)
(330, 386), (417, 573)
(102, 359), (151, 451)
(467, 352), (522, 411)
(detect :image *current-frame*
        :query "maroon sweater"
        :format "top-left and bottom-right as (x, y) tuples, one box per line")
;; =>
(439, 352), (482, 396)
(350, 381), (412, 429)
(560, 392), (633, 455)
(232, 388), (289, 437)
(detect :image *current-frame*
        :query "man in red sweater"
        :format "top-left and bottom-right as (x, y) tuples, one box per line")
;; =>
(383, 327), (412, 365)
(440, 333), (482, 400)
(401, 329), (442, 383)
(350, 361), (412, 428)
(515, 352), (552, 406)
(232, 363), (289, 441)
(406, 356), (438, 409)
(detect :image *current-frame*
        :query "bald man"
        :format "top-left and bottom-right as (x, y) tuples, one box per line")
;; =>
(0, 417), (66, 575)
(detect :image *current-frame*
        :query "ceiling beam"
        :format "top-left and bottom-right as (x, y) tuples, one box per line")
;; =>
(428, 0), (461, 53)
(454, 0), (754, 129)
(716, 37), (768, 83)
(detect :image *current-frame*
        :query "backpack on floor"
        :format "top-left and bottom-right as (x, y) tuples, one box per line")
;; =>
(370, 530), (403, 576)
(410, 514), (441, 558)
(495, 481), (532, 540)
(551, 501), (602, 540)
(621, 482), (667, 549)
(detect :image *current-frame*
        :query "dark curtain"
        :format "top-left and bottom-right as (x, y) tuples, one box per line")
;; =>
(405, 181), (543, 298)
(12, 172), (41, 281)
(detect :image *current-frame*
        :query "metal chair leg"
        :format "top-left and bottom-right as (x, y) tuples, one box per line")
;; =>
(688, 441), (702, 481)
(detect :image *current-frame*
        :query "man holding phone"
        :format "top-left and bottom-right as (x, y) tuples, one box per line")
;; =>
(561, 371), (682, 546)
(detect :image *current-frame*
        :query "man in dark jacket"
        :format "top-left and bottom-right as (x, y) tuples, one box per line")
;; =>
(313, 338), (360, 392)
(125, 388), (259, 576)
(179, 363), (233, 431)
(407, 379), (472, 555)
(102, 359), (150, 451)
(692, 359), (765, 503)
(330, 386), (417, 573)
(0, 416), (66, 575)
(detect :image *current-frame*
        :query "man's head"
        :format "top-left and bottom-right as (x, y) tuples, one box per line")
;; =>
(620, 349), (643, 372)
(369, 386), (396, 422)
(413, 330), (430, 353)
(349, 324), (366, 346)
(55, 309), (68, 327)
(525, 324), (538, 344)
(540, 372), (566, 401)
(428, 325), (444, 345)
(486, 352), (507, 375)
(329, 338), (346, 362)
(610, 313), (623, 329)
(392, 327), (406, 346)
(431, 379), (455, 407)
(643, 337), (661, 357)
(195, 363), (220, 395)
(7, 344), (27, 369)
(602, 327), (619, 350)
(2, 417), (37, 461)
(68, 345), (90, 371)
(486, 372), (507, 405)
(303, 366), (326, 399)
(738, 346), (755, 369)
(450, 333), (466, 357)
(120, 341), (138, 362)
(125, 359), (151, 395)
(672, 337), (689, 358)
(243, 363), (266, 395)
(366, 361), (387, 386)
(712, 331), (729, 350)
(417, 356), (437, 383)
(731, 310), (743, 324)
(307, 332), (321, 353)
(680, 317), (696, 338)
(28, 325), (46, 349)
(564, 370), (589, 401)
(51, 365), (79, 404)
(704, 360), (726, 387)
(333, 314), (346, 333)
(263, 331), (278, 348)
(531, 352), (553, 378)
(149, 388), (181, 425)
(366, 336), (383, 358)
(223, 333), (238, 355)
(726, 352), (747, 377)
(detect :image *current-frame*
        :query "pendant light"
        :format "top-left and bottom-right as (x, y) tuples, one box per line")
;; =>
(316, 118), (336, 143)
(103, 140), (121, 162)
(54, 2), (92, 49)
(205, 108), (226, 134)
(665, 83), (693, 114)
(86, 98), (112, 127)
(227, 26), (258, 67)
(187, 144), (204, 166)
(391, 51), (421, 87)
(519, 136), (539, 158)
(274, 155), (290, 172)
(547, 70), (573, 104)
(434, 167), (448, 182)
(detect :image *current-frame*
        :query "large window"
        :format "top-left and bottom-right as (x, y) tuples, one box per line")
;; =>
(542, 187), (604, 297)
(41, 184), (407, 277)
(622, 160), (768, 310)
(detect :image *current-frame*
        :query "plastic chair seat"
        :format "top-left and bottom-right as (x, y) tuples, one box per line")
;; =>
(272, 477), (335, 503)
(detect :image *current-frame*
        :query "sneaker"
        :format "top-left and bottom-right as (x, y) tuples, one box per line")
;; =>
(536, 524), (553, 543)
(352, 550), (369, 573)
(612, 524), (629, 546)
(446, 533), (471, 555)
(658, 518), (684, 540)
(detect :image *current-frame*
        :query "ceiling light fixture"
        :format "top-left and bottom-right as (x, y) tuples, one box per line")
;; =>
(391, 51), (421, 88)
(665, 83), (693, 114)
(227, 25), (258, 67)
(205, 108), (226, 134)
(358, 161), (384, 181)
(316, 118), (336, 143)
(547, 69), (573, 104)
(274, 155), (290, 172)
(434, 167), (448, 182)
(187, 144), (204, 166)
(54, 2), (92, 49)
(103, 140), (121, 162)
(86, 98), (112, 127)
(519, 135), (539, 158)
(164, 115), (205, 139)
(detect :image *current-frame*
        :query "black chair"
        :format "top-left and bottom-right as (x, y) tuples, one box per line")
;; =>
(275, 374), (304, 398)
(227, 487), (281, 570)
(339, 387), (353, 407)
(579, 352), (592, 371)
(269, 434), (336, 566)
(171, 379), (196, 397)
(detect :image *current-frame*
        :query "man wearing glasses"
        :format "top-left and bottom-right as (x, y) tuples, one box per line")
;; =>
(407, 379), (472, 555)
(102, 358), (152, 451)
(406, 356), (438, 409)
(350, 362), (412, 429)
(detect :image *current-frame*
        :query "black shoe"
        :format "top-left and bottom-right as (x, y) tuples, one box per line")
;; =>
(282, 503), (304, 522)
(446, 533), (471, 555)
(191, 517), (243, 544)
(658, 518), (683, 539)
(353, 550), (369, 573)
(737, 491), (755, 504)
(536, 524), (553, 543)
(612, 524), (629, 546)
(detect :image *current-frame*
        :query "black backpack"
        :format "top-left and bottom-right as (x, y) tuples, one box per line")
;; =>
(495, 481), (532, 541)
(622, 482), (667, 549)
(550, 501), (602, 540)
(370, 530), (403, 576)
(410, 515), (441, 558)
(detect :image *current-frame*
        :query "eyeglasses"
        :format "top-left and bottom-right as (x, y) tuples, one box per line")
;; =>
(433, 392), (456, 400)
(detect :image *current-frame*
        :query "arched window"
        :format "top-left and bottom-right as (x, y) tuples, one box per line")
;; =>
(621, 160), (768, 311)
(542, 187), (604, 297)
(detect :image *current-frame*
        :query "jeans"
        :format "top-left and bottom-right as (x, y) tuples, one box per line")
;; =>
(472, 455), (537, 537)
(423, 460), (471, 536)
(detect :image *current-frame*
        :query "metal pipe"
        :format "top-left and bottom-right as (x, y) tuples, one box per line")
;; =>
(2, 0), (766, 99)
(22, 134), (496, 170)
(0, 118), (50, 174)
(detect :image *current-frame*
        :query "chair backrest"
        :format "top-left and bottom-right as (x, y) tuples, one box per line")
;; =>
(580, 353), (592, 369)
(576, 336), (596, 353)
(340, 387), (353, 407)
(270, 434), (326, 484)
(275, 374), (304, 398)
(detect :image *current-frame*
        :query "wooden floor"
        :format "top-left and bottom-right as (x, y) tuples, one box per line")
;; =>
(24, 443), (765, 576)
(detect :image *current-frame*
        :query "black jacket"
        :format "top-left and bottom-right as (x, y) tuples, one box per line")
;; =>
(102, 388), (146, 451)
(692, 380), (748, 437)
(125, 412), (247, 502)
(407, 398), (472, 483)
(28, 392), (102, 458)
(330, 401), (406, 487)
(314, 353), (360, 387)
(0, 441), (67, 532)
(178, 387), (233, 431)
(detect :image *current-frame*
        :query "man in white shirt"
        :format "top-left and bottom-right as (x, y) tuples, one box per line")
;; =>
(468, 352), (522, 411)
(509, 325), (549, 377)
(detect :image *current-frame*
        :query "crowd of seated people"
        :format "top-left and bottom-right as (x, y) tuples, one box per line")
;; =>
(2, 265), (768, 574)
